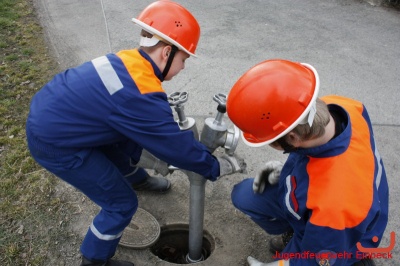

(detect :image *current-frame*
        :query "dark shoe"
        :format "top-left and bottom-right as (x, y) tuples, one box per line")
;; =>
(269, 229), (294, 254)
(81, 256), (134, 266)
(352, 258), (376, 266)
(132, 174), (171, 193)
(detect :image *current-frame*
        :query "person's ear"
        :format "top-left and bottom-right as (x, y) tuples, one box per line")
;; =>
(162, 45), (172, 59)
(286, 132), (302, 147)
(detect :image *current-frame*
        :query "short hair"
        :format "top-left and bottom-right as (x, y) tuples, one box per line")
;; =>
(269, 98), (330, 148)
(291, 98), (330, 140)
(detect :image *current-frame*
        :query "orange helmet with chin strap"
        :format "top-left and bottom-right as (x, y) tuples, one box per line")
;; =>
(132, 0), (200, 57)
(226, 59), (320, 147)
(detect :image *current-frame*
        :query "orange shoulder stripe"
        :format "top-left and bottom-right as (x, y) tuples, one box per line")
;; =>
(116, 49), (164, 94)
(306, 96), (374, 230)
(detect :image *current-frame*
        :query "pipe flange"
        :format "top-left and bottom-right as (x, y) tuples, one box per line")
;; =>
(186, 253), (204, 263)
(224, 125), (240, 155)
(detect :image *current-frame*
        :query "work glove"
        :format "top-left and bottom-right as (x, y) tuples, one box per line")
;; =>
(217, 154), (246, 178)
(247, 256), (288, 266)
(132, 149), (171, 176)
(253, 160), (283, 194)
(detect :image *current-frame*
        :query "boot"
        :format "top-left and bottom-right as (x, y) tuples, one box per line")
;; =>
(269, 229), (294, 254)
(132, 173), (171, 193)
(80, 256), (134, 266)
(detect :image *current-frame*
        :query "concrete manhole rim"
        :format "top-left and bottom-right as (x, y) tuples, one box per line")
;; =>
(150, 223), (216, 264)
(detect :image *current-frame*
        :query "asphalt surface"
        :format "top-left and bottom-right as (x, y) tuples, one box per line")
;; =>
(33, 0), (399, 265)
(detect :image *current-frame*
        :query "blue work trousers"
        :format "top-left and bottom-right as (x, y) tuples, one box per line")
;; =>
(231, 178), (292, 235)
(27, 136), (148, 261)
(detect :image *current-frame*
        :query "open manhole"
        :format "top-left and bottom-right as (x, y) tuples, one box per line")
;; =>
(150, 224), (215, 264)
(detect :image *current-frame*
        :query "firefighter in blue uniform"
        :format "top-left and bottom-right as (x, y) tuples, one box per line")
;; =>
(227, 60), (388, 266)
(26, 1), (243, 265)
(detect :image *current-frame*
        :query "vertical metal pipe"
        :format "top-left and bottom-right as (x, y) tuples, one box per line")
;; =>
(168, 92), (240, 263)
(186, 172), (206, 262)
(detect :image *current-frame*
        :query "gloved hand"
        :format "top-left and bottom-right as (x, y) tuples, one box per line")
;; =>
(253, 160), (283, 194)
(132, 149), (171, 176)
(247, 256), (287, 266)
(217, 154), (246, 177)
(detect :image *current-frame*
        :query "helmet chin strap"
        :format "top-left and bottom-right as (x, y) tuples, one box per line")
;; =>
(162, 45), (178, 79)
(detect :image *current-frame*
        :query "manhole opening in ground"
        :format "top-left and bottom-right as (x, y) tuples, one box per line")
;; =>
(150, 224), (215, 264)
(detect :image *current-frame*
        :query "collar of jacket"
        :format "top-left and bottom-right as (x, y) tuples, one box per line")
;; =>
(138, 48), (164, 82)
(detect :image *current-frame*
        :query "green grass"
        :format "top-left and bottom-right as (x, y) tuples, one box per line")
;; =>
(0, 1), (73, 265)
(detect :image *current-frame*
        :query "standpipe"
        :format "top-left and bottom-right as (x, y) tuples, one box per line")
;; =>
(139, 92), (240, 263)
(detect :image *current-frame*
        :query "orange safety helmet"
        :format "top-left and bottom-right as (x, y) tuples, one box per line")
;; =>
(132, 0), (200, 57)
(226, 59), (320, 147)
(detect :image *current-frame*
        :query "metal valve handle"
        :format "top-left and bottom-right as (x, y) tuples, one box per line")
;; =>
(168, 91), (188, 106)
(213, 93), (227, 113)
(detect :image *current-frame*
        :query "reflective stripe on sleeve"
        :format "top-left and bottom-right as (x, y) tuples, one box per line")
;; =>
(285, 175), (301, 220)
(92, 56), (123, 95)
(374, 147), (382, 189)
